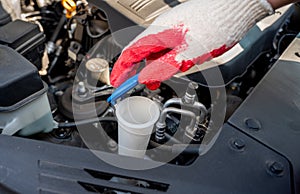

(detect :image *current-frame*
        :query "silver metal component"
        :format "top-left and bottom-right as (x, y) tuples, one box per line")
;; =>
(158, 108), (196, 126)
(155, 107), (197, 142)
(78, 82), (86, 93)
(77, 82), (87, 97)
(155, 121), (166, 142)
(159, 82), (208, 141)
(182, 82), (198, 104)
(55, 46), (63, 56)
(163, 98), (181, 109)
(163, 98), (207, 123)
(101, 107), (115, 117)
(107, 139), (118, 152)
(47, 41), (56, 54)
(185, 120), (205, 141)
(194, 102), (208, 123)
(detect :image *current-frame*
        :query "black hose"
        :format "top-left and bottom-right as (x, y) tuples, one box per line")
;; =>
(86, 22), (104, 39)
(150, 140), (172, 152)
(47, 75), (67, 84)
(165, 133), (182, 144)
(58, 117), (117, 128)
(50, 15), (67, 43)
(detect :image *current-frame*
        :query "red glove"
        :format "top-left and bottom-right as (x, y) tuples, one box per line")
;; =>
(111, 0), (274, 90)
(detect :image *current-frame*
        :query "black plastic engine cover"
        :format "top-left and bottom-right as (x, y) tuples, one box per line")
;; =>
(0, 20), (45, 69)
(0, 45), (44, 109)
(0, 123), (292, 194)
(229, 35), (300, 193)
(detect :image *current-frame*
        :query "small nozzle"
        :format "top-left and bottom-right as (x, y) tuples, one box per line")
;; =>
(186, 82), (198, 95)
(183, 82), (198, 104)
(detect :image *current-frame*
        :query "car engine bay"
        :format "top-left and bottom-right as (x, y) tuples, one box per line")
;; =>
(0, 0), (300, 193)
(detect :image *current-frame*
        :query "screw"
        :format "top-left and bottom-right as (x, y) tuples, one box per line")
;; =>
(107, 140), (118, 152)
(231, 138), (245, 150)
(245, 118), (261, 131)
(268, 161), (284, 176)
(53, 128), (70, 139)
(233, 139), (245, 149)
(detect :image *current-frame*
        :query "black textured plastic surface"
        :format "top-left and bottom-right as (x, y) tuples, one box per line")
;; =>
(88, 0), (144, 46)
(229, 59), (300, 193)
(0, 20), (41, 48)
(0, 45), (44, 109)
(0, 20), (45, 69)
(0, 123), (292, 193)
(0, 2), (11, 26)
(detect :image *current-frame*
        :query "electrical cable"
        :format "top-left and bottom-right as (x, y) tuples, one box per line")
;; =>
(58, 117), (117, 128)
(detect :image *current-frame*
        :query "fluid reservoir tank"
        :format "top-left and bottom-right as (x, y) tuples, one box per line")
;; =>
(0, 45), (54, 136)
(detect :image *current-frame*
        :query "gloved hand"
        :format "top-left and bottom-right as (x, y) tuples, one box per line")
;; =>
(110, 0), (274, 90)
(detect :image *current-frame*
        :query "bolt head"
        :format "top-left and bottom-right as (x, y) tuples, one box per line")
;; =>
(233, 139), (245, 149)
(230, 138), (245, 150)
(267, 161), (284, 176)
(245, 118), (261, 131)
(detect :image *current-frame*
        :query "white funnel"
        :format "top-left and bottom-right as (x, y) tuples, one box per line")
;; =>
(116, 96), (160, 158)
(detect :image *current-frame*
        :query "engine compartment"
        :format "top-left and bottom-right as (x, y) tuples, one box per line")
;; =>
(0, 0), (299, 168)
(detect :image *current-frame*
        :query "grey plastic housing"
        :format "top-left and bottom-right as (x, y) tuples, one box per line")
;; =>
(0, 45), (54, 136)
(0, 92), (54, 136)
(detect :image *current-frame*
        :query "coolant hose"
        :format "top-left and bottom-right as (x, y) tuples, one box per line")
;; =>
(50, 15), (66, 43)
(58, 117), (117, 128)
